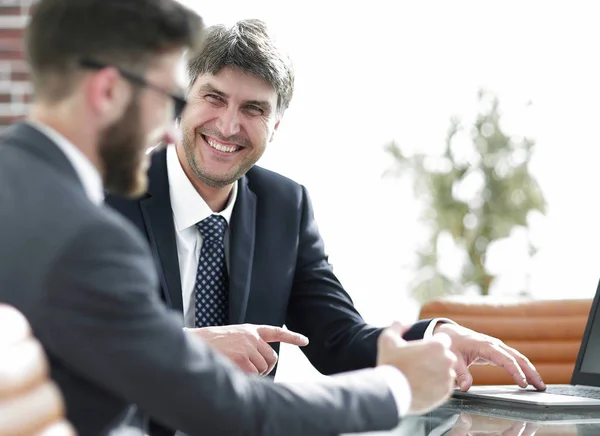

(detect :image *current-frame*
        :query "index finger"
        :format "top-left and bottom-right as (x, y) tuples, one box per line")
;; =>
(499, 343), (546, 391)
(477, 344), (528, 388)
(256, 326), (309, 346)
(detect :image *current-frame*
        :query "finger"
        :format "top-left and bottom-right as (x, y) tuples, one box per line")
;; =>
(430, 331), (452, 349)
(0, 305), (31, 346)
(247, 348), (270, 376)
(232, 356), (260, 375)
(498, 343), (546, 391)
(239, 360), (260, 375)
(256, 326), (309, 346)
(454, 355), (473, 392)
(34, 420), (77, 436)
(448, 365), (457, 390)
(476, 344), (528, 388)
(256, 340), (278, 375)
(379, 326), (406, 348)
(0, 381), (65, 435)
(388, 321), (411, 337)
(0, 338), (48, 398)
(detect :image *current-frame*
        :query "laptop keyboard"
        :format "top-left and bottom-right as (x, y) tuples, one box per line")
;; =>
(545, 385), (600, 400)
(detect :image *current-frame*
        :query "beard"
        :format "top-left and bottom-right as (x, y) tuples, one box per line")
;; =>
(98, 94), (148, 198)
(181, 125), (259, 189)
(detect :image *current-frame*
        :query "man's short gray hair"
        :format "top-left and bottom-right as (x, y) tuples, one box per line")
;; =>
(187, 19), (294, 116)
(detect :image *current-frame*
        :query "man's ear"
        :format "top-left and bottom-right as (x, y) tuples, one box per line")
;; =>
(85, 67), (131, 128)
(269, 118), (282, 142)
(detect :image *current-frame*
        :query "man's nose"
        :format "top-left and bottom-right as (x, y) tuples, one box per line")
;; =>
(215, 106), (240, 138)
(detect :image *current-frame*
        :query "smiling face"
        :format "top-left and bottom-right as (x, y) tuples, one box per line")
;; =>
(178, 66), (281, 189)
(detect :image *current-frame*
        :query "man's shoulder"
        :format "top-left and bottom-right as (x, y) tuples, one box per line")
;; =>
(0, 134), (104, 235)
(245, 165), (305, 199)
(246, 165), (299, 185)
(0, 140), (150, 274)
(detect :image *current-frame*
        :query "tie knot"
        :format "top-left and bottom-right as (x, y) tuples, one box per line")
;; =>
(197, 215), (227, 242)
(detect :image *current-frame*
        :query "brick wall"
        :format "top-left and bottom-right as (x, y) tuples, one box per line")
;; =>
(0, 0), (32, 135)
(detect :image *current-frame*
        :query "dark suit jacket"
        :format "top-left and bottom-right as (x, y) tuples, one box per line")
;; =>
(0, 123), (404, 436)
(107, 149), (431, 375)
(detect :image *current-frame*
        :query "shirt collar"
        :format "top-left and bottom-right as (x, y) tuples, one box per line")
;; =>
(166, 144), (237, 232)
(27, 120), (104, 205)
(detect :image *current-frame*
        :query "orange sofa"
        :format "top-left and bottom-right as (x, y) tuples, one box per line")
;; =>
(418, 296), (593, 385)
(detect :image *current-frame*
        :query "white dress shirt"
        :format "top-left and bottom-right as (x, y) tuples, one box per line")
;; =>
(28, 121), (104, 206)
(166, 145), (238, 328)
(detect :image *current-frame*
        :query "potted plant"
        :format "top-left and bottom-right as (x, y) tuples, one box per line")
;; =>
(385, 91), (546, 304)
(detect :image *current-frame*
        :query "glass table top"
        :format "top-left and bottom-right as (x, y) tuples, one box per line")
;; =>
(351, 398), (600, 436)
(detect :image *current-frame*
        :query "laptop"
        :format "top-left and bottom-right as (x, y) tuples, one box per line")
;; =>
(452, 278), (600, 408)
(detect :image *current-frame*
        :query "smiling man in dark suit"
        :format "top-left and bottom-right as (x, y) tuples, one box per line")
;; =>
(107, 17), (546, 396)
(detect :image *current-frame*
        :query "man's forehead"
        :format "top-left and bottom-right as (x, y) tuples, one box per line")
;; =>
(191, 68), (276, 100)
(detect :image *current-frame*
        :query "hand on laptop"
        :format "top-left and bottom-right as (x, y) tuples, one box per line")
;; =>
(446, 413), (539, 436)
(377, 322), (457, 415)
(433, 323), (546, 392)
(186, 324), (309, 376)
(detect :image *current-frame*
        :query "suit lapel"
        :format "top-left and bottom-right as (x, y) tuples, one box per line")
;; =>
(228, 175), (256, 324)
(140, 150), (183, 312)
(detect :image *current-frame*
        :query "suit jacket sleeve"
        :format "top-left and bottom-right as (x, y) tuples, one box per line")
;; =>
(36, 213), (401, 436)
(285, 186), (432, 375)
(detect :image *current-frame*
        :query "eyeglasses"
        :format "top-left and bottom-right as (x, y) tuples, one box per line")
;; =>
(79, 58), (187, 120)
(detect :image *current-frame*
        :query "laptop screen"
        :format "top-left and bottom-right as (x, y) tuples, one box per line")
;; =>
(572, 279), (600, 386)
(580, 298), (600, 374)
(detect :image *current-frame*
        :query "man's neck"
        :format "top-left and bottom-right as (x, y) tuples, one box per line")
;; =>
(193, 179), (233, 213)
(175, 146), (233, 213)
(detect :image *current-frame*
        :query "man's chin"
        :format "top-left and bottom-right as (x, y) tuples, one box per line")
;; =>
(196, 164), (248, 188)
(198, 173), (237, 189)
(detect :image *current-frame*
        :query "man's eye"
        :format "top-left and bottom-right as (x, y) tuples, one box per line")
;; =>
(246, 105), (264, 115)
(205, 94), (223, 104)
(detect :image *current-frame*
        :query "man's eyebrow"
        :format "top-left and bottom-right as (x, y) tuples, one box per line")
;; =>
(197, 83), (227, 97)
(196, 83), (273, 113)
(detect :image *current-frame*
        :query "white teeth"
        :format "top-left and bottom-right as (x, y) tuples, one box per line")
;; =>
(206, 138), (239, 153)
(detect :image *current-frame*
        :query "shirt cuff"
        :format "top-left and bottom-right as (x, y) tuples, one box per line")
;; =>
(373, 365), (412, 417)
(423, 318), (457, 339)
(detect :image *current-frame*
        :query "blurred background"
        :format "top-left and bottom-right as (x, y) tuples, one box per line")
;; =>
(2, 0), (600, 382)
